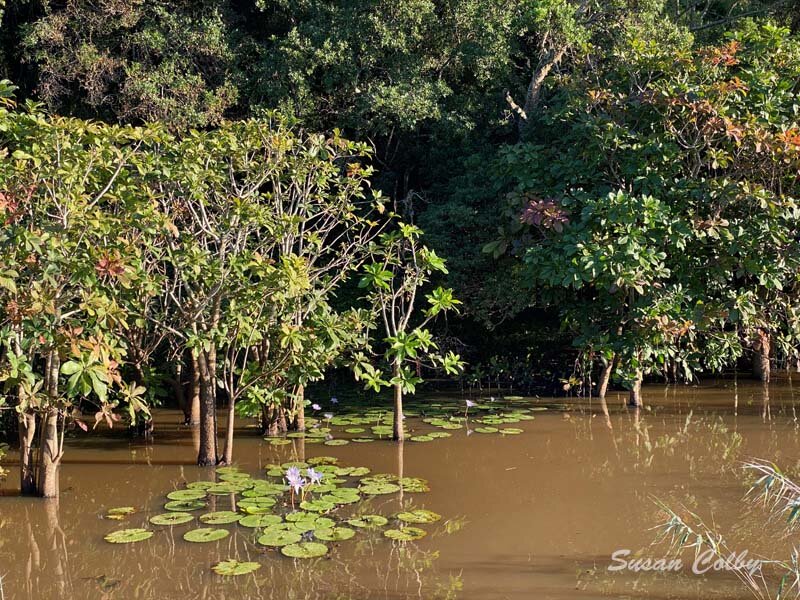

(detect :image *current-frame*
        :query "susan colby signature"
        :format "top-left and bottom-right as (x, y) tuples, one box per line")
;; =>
(608, 549), (764, 576)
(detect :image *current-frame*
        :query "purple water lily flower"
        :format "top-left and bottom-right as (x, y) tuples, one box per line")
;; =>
(331, 397), (339, 404)
(286, 466), (306, 494)
(312, 403), (322, 411)
(466, 400), (477, 408)
(307, 468), (323, 485)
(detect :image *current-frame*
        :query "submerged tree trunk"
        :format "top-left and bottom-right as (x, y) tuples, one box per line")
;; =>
(221, 394), (235, 466)
(597, 355), (615, 398)
(392, 362), (404, 441)
(752, 328), (771, 383)
(187, 353), (201, 427)
(628, 370), (643, 408)
(19, 411), (37, 495)
(262, 404), (288, 437)
(290, 384), (305, 432)
(37, 410), (60, 498)
(196, 349), (218, 466)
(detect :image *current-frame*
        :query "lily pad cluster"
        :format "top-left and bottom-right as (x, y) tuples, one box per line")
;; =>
(265, 398), (543, 446)
(103, 457), (444, 572)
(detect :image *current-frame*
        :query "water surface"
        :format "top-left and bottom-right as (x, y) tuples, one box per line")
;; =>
(1, 378), (799, 599)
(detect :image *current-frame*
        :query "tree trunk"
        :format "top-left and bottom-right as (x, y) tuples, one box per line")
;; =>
(187, 353), (201, 427)
(221, 394), (235, 466)
(19, 411), (37, 495)
(291, 384), (305, 432)
(518, 45), (568, 137)
(752, 329), (771, 383)
(262, 404), (288, 437)
(628, 370), (643, 408)
(37, 410), (60, 498)
(392, 362), (404, 441)
(597, 355), (615, 398)
(196, 349), (218, 466)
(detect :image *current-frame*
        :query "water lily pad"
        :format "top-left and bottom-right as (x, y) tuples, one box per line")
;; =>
(238, 497), (277, 510)
(410, 435), (434, 442)
(474, 427), (498, 434)
(307, 456), (338, 465)
(258, 528), (302, 547)
(239, 514), (283, 528)
(215, 466), (242, 474)
(428, 432), (452, 439)
(281, 461), (309, 469)
(499, 428), (523, 435)
(313, 527), (355, 542)
(218, 472), (252, 482)
(352, 438), (376, 443)
(285, 511), (315, 522)
(212, 559), (261, 576)
(347, 515), (389, 528)
(106, 506), (136, 516)
(183, 528), (230, 543)
(399, 477), (430, 493)
(359, 482), (401, 495)
(207, 482), (247, 495)
(166, 489), (207, 501)
(437, 423), (463, 430)
(186, 481), (217, 490)
(268, 439), (291, 446)
(299, 499), (335, 513)
(105, 529), (154, 544)
(324, 439), (349, 446)
(281, 542), (329, 559)
(200, 511), (242, 525)
(396, 509), (441, 524)
(383, 527), (427, 541)
(313, 517), (336, 529)
(164, 500), (206, 512)
(150, 512), (194, 526)
(344, 427), (365, 434)
(349, 467), (371, 477)
(289, 520), (318, 534)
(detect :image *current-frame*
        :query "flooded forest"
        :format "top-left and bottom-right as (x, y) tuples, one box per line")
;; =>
(2, 1), (800, 599)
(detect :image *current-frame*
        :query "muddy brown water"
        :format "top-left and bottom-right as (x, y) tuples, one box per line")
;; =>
(1, 378), (799, 600)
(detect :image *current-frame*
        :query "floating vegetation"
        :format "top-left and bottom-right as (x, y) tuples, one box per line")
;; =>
(281, 542), (329, 559)
(212, 560), (262, 576)
(105, 507), (136, 520)
(150, 512), (194, 526)
(104, 529), (154, 544)
(396, 509), (441, 524)
(359, 481), (401, 495)
(166, 489), (207, 501)
(238, 514), (282, 528)
(347, 515), (388, 528)
(164, 499), (205, 512)
(258, 528), (303, 547)
(183, 528), (230, 543)
(200, 511), (242, 525)
(313, 526), (355, 541)
(383, 527), (427, 541)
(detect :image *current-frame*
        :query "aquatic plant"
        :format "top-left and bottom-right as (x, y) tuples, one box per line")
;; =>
(212, 560), (261, 576)
(104, 529), (154, 544)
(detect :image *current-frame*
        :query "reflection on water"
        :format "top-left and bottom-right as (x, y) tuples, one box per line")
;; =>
(1, 377), (800, 599)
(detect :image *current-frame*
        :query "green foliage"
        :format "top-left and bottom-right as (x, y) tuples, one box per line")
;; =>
(487, 22), (800, 383)
(356, 223), (464, 403)
(20, 0), (241, 129)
